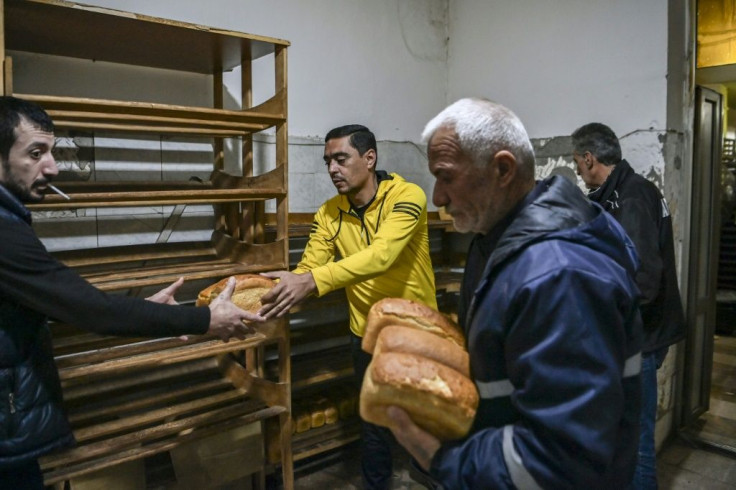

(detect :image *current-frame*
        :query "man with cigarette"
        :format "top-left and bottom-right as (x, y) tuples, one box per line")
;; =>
(0, 96), (262, 488)
(386, 98), (643, 489)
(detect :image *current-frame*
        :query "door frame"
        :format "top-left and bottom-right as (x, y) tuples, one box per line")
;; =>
(681, 86), (722, 426)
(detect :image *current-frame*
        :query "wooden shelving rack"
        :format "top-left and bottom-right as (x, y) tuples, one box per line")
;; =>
(0, 0), (292, 487)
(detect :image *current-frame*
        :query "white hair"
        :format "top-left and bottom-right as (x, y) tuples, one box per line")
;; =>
(421, 97), (535, 171)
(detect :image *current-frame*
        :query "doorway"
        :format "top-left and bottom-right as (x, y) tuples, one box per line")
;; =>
(681, 81), (736, 452)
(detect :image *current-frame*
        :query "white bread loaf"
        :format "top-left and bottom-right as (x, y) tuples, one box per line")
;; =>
(373, 325), (470, 377)
(360, 351), (478, 441)
(195, 274), (275, 313)
(362, 298), (464, 354)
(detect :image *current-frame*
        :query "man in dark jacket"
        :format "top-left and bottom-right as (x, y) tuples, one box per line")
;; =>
(0, 96), (263, 489)
(385, 98), (643, 489)
(572, 122), (685, 490)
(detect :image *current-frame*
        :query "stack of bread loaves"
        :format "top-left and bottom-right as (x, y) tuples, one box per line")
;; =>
(359, 298), (479, 441)
(195, 274), (275, 312)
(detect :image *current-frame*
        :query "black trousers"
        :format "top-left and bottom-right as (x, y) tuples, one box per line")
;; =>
(0, 460), (45, 490)
(351, 333), (395, 490)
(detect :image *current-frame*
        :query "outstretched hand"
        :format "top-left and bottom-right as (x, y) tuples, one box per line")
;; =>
(258, 270), (316, 318)
(386, 406), (441, 472)
(207, 277), (266, 342)
(146, 277), (185, 305)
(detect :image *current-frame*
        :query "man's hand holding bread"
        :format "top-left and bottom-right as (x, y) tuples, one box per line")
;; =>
(258, 270), (317, 318)
(359, 298), (479, 470)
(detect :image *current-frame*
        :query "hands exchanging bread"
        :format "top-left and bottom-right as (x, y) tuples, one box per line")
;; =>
(258, 270), (317, 318)
(146, 277), (186, 305)
(195, 274), (276, 342)
(205, 277), (265, 342)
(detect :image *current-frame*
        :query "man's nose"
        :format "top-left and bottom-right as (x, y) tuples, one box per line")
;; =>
(44, 155), (59, 177)
(432, 185), (447, 207)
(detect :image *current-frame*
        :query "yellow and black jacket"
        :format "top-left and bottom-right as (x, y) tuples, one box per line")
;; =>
(293, 171), (437, 336)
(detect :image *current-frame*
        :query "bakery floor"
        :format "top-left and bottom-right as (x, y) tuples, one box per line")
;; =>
(269, 436), (736, 489)
(271, 439), (430, 489)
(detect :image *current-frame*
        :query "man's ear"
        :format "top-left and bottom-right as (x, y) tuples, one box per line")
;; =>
(585, 152), (594, 169)
(364, 148), (377, 170)
(492, 150), (517, 187)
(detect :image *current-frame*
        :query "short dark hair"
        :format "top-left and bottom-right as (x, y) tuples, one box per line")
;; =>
(0, 96), (54, 162)
(571, 122), (622, 166)
(325, 124), (378, 166)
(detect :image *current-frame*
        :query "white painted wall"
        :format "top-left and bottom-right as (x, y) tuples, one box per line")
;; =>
(71, 0), (448, 142)
(447, 0), (668, 139)
(24, 0), (674, 220)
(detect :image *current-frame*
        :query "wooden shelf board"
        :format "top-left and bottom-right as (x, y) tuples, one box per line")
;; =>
(6, 0), (289, 75)
(268, 418), (361, 467)
(46, 237), (287, 291)
(28, 187), (285, 209)
(22, 93), (286, 122)
(41, 404), (286, 486)
(53, 240), (219, 269)
(280, 346), (354, 391)
(56, 332), (281, 380)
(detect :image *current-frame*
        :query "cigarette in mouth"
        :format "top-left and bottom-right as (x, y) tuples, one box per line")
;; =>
(48, 184), (71, 200)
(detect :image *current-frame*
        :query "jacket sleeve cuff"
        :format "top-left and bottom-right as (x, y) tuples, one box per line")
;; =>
(307, 265), (333, 297)
(429, 442), (455, 482)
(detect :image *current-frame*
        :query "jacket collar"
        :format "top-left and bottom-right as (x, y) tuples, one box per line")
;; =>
(587, 159), (633, 205)
(489, 175), (600, 269)
(337, 170), (397, 214)
(465, 175), (639, 325)
(0, 184), (32, 224)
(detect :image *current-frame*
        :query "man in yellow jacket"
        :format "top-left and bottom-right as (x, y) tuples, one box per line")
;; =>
(260, 124), (436, 489)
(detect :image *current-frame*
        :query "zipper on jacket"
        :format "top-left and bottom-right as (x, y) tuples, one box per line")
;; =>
(8, 370), (16, 414)
(348, 208), (371, 245)
(360, 215), (370, 245)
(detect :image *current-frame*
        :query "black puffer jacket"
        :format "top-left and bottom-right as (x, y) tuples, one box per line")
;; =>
(0, 186), (210, 468)
(588, 159), (686, 352)
(0, 193), (75, 467)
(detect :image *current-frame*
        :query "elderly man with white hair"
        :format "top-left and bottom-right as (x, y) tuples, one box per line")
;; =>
(386, 98), (644, 489)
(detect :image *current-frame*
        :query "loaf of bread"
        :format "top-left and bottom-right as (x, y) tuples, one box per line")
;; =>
(310, 409), (326, 429)
(373, 326), (470, 377)
(360, 351), (478, 441)
(195, 274), (275, 313)
(321, 399), (339, 425)
(336, 386), (357, 420)
(292, 405), (312, 434)
(362, 297), (464, 353)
